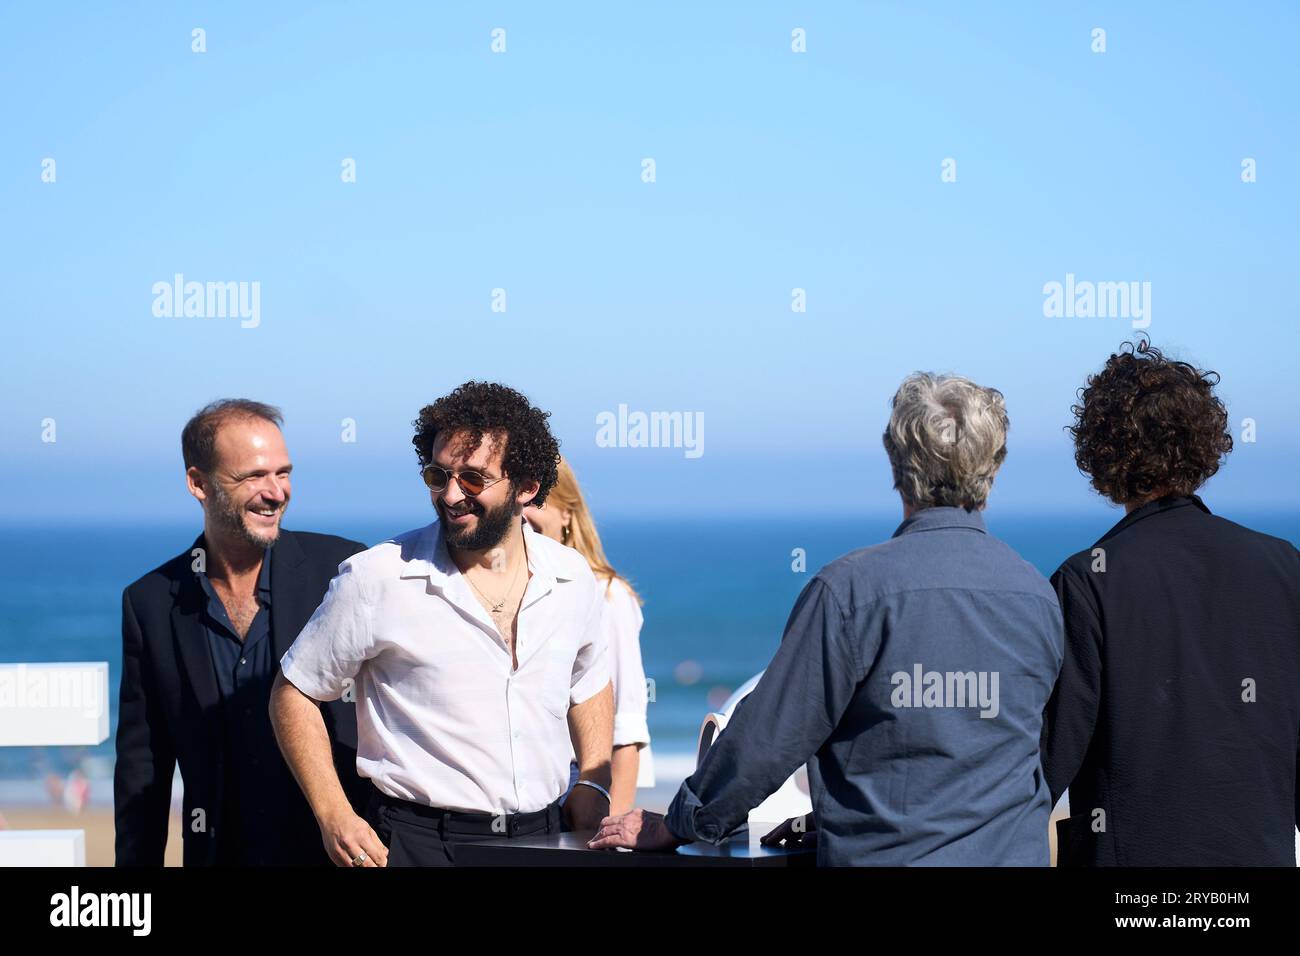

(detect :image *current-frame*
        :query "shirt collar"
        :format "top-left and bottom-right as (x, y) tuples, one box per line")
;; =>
(258, 546), (272, 598)
(1098, 492), (1211, 543)
(401, 517), (573, 590)
(195, 541), (272, 600)
(891, 505), (988, 539)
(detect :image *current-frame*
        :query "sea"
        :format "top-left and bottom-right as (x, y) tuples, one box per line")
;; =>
(3, 511), (1298, 806)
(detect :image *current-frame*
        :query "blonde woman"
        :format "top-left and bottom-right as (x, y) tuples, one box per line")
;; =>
(524, 457), (652, 814)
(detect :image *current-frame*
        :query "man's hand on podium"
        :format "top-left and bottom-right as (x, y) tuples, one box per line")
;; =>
(587, 809), (687, 852)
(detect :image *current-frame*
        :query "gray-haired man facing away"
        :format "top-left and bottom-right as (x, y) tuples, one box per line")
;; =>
(591, 373), (1064, 865)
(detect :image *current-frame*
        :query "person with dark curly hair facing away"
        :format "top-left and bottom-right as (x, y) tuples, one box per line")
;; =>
(270, 382), (614, 866)
(1043, 339), (1300, 866)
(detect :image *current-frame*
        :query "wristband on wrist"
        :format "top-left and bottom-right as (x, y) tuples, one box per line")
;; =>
(574, 779), (611, 803)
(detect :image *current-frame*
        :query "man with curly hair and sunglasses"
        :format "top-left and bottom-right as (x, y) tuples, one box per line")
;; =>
(1043, 339), (1300, 866)
(270, 382), (614, 866)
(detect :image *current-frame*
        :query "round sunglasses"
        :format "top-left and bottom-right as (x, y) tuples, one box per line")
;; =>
(421, 464), (509, 497)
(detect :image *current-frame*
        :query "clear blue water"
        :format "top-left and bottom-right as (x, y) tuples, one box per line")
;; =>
(3, 512), (1298, 783)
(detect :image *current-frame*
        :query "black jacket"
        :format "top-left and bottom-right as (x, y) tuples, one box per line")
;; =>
(114, 529), (369, 866)
(1042, 495), (1300, 866)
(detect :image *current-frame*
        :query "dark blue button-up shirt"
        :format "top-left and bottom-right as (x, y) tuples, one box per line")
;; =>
(665, 507), (1064, 865)
(197, 549), (279, 865)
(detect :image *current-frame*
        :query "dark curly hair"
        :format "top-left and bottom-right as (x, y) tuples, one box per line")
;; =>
(1069, 339), (1232, 505)
(411, 381), (561, 507)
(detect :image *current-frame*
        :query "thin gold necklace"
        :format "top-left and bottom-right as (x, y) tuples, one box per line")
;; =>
(465, 550), (525, 614)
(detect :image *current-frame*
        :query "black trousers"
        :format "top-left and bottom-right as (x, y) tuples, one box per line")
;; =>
(366, 786), (564, 867)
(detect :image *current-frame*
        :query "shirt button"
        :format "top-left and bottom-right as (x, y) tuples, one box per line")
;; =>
(240, 658), (247, 665)
(513, 731), (520, 739)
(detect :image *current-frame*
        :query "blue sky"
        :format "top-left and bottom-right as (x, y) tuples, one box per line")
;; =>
(3, 2), (1297, 524)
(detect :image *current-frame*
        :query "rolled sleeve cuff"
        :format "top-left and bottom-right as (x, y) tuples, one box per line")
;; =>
(569, 661), (610, 706)
(663, 778), (726, 846)
(279, 651), (344, 703)
(613, 712), (650, 748)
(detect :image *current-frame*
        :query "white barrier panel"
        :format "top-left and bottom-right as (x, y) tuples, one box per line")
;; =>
(0, 663), (110, 746)
(0, 830), (86, 866)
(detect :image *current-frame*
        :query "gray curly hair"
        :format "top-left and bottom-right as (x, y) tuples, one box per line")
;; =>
(882, 372), (1009, 511)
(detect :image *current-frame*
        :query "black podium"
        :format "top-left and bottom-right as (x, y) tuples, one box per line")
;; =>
(456, 829), (816, 867)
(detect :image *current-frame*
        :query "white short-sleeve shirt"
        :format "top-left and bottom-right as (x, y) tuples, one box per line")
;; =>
(604, 575), (655, 787)
(604, 577), (650, 748)
(280, 519), (610, 814)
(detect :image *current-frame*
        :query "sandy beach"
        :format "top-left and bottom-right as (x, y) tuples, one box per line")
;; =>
(1, 806), (182, 867)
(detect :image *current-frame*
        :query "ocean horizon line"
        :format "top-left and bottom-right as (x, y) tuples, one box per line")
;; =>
(6, 506), (1300, 529)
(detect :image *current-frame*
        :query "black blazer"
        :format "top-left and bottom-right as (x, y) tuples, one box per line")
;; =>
(1042, 495), (1300, 866)
(114, 529), (369, 866)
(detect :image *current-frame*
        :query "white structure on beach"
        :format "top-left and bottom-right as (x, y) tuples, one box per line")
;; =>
(0, 662), (109, 866)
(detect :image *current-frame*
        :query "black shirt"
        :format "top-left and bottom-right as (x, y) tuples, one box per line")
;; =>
(197, 550), (282, 865)
(1042, 494), (1300, 866)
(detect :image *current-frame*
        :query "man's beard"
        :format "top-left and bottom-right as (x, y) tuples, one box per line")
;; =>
(439, 495), (520, 553)
(208, 479), (283, 551)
